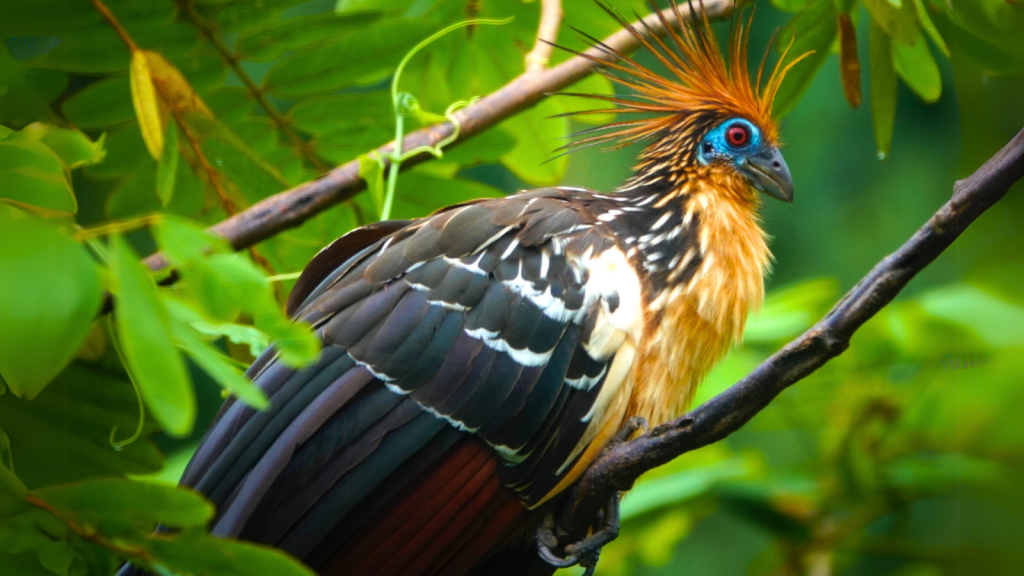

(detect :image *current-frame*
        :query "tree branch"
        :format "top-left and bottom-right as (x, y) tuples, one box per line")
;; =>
(526, 0), (563, 74)
(551, 125), (1024, 543)
(142, 0), (735, 272)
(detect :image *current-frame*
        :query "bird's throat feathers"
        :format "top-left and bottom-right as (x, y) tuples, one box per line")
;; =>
(605, 169), (771, 426)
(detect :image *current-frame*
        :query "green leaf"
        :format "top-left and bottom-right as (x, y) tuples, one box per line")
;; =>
(869, 19), (898, 158)
(156, 123), (179, 206)
(913, 0), (949, 56)
(142, 530), (316, 576)
(0, 362), (162, 488)
(0, 136), (76, 215)
(772, 0), (813, 12)
(358, 154), (386, 217)
(110, 234), (195, 437)
(893, 34), (942, 103)
(61, 75), (135, 130)
(0, 207), (101, 398)
(188, 320), (269, 358)
(499, 97), (568, 185)
(621, 458), (754, 520)
(862, 0), (921, 45)
(390, 171), (503, 220)
(919, 285), (1024, 347)
(83, 124), (147, 180)
(562, 73), (617, 126)
(773, 0), (839, 117)
(263, 19), (435, 97)
(235, 11), (383, 62)
(33, 479), (213, 530)
(0, 426), (28, 497)
(439, 127), (516, 166)
(166, 300), (269, 410)
(18, 123), (106, 169)
(288, 91), (393, 135)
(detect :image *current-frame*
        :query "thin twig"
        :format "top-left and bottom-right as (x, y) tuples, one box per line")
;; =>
(141, 0), (734, 271)
(550, 125), (1024, 544)
(526, 0), (564, 74)
(86, 0), (137, 51)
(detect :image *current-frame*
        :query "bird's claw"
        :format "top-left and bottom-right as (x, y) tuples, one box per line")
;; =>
(610, 416), (648, 446)
(536, 493), (622, 576)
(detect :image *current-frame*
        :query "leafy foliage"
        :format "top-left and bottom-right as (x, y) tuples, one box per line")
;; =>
(0, 0), (1021, 575)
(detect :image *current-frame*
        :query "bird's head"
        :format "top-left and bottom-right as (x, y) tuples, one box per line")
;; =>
(558, 0), (808, 205)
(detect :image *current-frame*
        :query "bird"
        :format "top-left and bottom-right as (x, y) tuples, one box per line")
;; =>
(125, 2), (800, 575)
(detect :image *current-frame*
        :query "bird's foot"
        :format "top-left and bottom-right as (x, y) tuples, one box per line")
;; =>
(536, 493), (621, 576)
(610, 416), (648, 446)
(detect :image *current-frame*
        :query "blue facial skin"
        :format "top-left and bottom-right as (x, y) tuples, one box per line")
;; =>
(696, 118), (762, 167)
(696, 117), (795, 203)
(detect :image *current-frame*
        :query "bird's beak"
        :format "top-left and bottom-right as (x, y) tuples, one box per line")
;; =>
(742, 147), (794, 204)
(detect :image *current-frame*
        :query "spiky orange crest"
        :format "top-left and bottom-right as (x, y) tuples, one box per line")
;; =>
(559, 0), (805, 154)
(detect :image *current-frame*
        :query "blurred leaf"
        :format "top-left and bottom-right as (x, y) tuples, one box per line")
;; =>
(390, 171), (503, 220)
(61, 75), (135, 130)
(0, 362), (162, 488)
(622, 457), (755, 520)
(500, 98), (568, 185)
(18, 123), (106, 169)
(562, 73), (617, 126)
(288, 91), (393, 135)
(235, 10), (383, 61)
(838, 14), (862, 108)
(0, 426), (28, 497)
(862, 0), (921, 45)
(773, 0), (839, 117)
(188, 320), (269, 358)
(919, 285), (1024, 347)
(263, 19), (435, 97)
(358, 154), (385, 217)
(166, 300), (269, 410)
(0, 207), (101, 398)
(110, 233), (195, 437)
(156, 123), (179, 206)
(893, 34), (942, 103)
(0, 132), (76, 215)
(745, 279), (837, 344)
(913, 0), (949, 57)
(869, 19), (898, 158)
(834, 0), (857, 14)
(714, 475), (819, 541)
(154, 216), (319, 366)
(130, 50), (165, 160)
(141, 530), (316, 576)
(33, 479), (213, 531)
(439, 127), (516, 166)
(884, 453), (1002, 493)
(772, 0), (813, 12)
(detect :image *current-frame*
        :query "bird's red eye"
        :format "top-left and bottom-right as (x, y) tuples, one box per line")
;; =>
(726, 124), (750, 147)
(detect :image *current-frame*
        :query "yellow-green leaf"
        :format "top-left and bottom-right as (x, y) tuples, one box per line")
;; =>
(499, 98), (568, 185)
(358, 154), (385, 217)
(0, 206), (101, 398)
(912, 0), (949, 57)
(157, 123), (179, 206)
(0, 137), (76, 215)
(869, 19), (898, 158)
(773, 0), (839, 117)
(893, 34), (942, 103)
(130, 50), (164, 159)
(862, 0), (920, 45)
(110, 234), (195, 437)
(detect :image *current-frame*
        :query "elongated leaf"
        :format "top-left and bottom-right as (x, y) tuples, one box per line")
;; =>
(913, 0), (949, 57)
(61, 75), (135, 130)
(18, 123), (105, 169)
(110, 234), (195, 437)
(0, 136), (76, 215)
(358, 154), (385, 217)
(143, 531), (315, 576)
(0, 207), (101, 398)
(156, 123), (179, 206)
(838, 14), (862, 108)
(34, 479), (213, 530)
(167, 301), (269, 409)
(893, 34), (942, 103)
(130, 51), (164, 159)
(869, 19), (898, 158)
(263, 19), (434, 97)
(773, 0), (839, 117)
(287, 91), (393, 135)
(235, 11), (382, 61)
(0, 361), (162, 489)
(862, 0), (921, 45)
(499, 97), (568, 185)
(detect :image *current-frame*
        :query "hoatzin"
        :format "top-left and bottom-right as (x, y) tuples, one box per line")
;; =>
(125, 2), (799, 575)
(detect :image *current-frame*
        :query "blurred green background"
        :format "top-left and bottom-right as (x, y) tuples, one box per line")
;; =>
(1, 0), (1023, 575)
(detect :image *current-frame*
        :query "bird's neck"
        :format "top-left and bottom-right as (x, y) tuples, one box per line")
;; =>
(603, 165), (772, 425)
